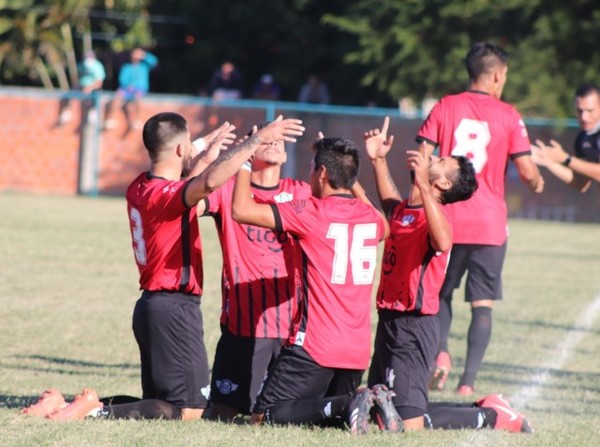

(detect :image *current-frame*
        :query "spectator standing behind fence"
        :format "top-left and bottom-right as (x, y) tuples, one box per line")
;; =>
(209, 61), (244, 101)
(532, 83), (600, 188)
(298, 75), (330, 104)
(252, 74), (280, 101)
(57, 51), (105, 126)
(104, 48), (158, 131)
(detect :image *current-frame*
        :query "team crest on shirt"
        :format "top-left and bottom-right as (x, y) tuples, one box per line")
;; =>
(162, 185), (177, 195)
(273, 191), (294, 203)
(400, 214), (416, 227)
(216, 379), (239, 395)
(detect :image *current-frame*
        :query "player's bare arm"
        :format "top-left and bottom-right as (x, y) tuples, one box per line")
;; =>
(364, 116), (402, 217)
(231, 164), (277, 229)
(407, 150), (452, 253)
(185, 122), (237, 180)
(531, 139), (591, 192)
(513, 154), (544, 193)
(540, 138), (600, 183)
(351, 181), (390, 239)
(185, 116), (304, 206)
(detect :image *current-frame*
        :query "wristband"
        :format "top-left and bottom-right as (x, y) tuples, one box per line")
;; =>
(240, 161), (252, 172)
(561, 156), (572, 167)
(193, 138), (206, 153)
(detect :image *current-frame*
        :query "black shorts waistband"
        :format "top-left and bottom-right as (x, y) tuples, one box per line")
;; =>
(141, 290), (201, 304)
(377, 308), (428, 321)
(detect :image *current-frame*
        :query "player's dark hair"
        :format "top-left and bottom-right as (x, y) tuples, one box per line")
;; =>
(440, 156), (478, 205)
(142, 112), (188, 160)
(311, 137), (359, 189)
(465, 42), (509, 81)
(575, 83), (600, 99)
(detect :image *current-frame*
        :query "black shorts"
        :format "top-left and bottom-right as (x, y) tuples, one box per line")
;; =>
(210, 325), (285, 414)
(440, 242), (507, 302)
(254, 345), (363, 414)
(132, 291), (210, 409)
(368, 310), (439, 418)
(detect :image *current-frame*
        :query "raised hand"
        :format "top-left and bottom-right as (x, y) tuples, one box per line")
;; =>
(364, 116), (394, 160)
(202, 122), (237, 164)
(406, 150), (430, 190)
(255, 115), (305, 144)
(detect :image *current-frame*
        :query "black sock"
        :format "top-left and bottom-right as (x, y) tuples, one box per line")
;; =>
(460, 306), (492, 387)
(437, 290), (453, 353)
(99, 395), (141, 405)
(424, 405), (496, 429)
(102, 399), (182, 420)
(264, 395), (351, 426)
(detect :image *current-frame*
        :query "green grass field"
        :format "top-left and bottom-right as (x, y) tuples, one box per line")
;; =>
(1, 192), (599, 446)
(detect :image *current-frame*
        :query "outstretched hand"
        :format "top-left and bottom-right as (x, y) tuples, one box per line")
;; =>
(531, 138), (568, 165)
(255, 115), (305, 144)
(201, 122), (237, 164)
(364, 116), (394, 160)
(406, 150), (430, 190)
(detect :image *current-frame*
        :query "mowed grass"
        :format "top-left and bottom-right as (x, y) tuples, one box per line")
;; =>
(0, 192), (599, 447)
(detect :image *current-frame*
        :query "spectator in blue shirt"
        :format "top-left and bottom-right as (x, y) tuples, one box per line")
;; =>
(104, 48), (158, 131)
(57, 51), (106, 126)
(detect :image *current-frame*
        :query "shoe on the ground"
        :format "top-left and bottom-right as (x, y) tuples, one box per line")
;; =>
(47, 388), (103, 421)
(429, 351), (451, 391)
(348, 387), (374, 435)
(476, 393), (533, 433)
(456, 385), (475, 396)
(21, 388), (67, 417)
(370, 384), (403, 432)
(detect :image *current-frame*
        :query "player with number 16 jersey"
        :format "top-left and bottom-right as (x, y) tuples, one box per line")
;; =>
(277, 193), (386, 370)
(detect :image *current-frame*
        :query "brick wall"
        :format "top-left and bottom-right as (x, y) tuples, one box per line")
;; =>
(1, 87), (598, 222)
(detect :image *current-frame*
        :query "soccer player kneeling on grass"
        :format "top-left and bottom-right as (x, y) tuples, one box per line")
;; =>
(232, 136), (399, 434)
(365, 117), (532, 433)
(20, 113), (305, 421)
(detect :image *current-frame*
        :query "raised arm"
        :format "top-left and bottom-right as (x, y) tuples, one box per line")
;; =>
(531, 139), (591, 192)
(231, 164), (277, 229)
(185, 121), (237, 179)
(185, 116), (304, 206)
(351, 181), (390, 239)
(407, 150), (452, 253)
(364, 116), (402, 218)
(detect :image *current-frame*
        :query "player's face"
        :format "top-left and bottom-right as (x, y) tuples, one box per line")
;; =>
(428, 156), (459, 185)
(575, 93), (600, 132)
(254, 140), (287, 166)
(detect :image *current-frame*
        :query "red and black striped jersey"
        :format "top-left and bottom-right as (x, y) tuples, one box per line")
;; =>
(205, 177), (312, 338)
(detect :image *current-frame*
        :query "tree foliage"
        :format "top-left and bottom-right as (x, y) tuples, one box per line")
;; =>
(323, 0), (600, 117)
(1, 0), (599, 117)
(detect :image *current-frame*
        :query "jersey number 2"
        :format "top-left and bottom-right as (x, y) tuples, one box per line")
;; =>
(327, 223), (377, 285)
(451, 118), (491, 173)
(130, 207), (147, 265)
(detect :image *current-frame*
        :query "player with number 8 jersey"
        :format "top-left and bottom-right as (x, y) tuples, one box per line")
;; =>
(416, 43), (543, 396)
